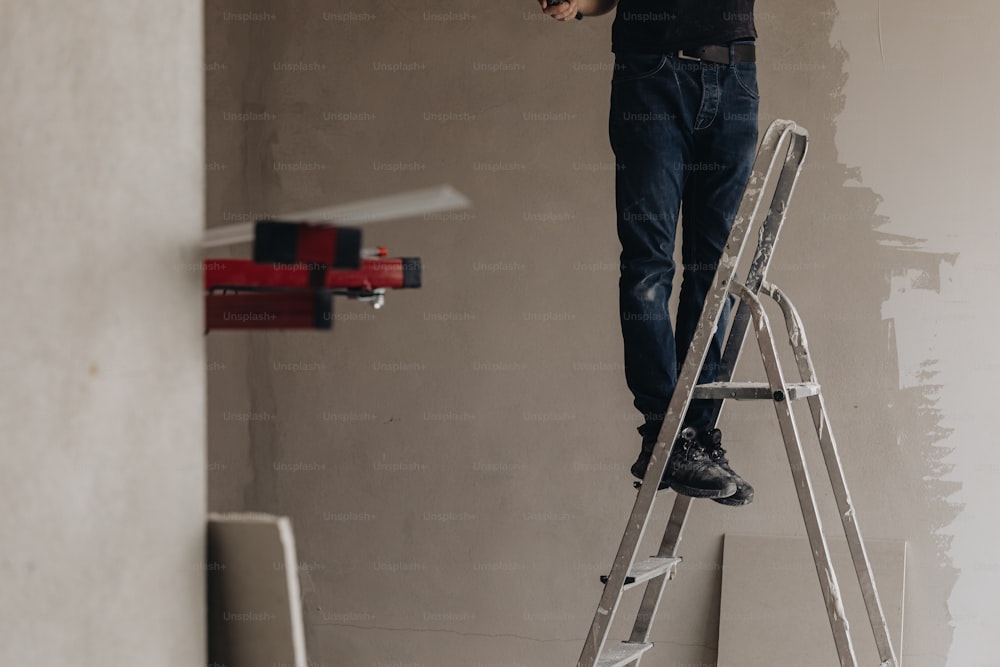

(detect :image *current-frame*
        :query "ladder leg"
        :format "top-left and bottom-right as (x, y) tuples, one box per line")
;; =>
(627, 495), (693, 649)
(773, 393), (859, 667)
(576, 413), (679, 667)
(713, 128), (810, 402)
(731, 281), (859, 667)
(808, 395), (899, 667)
(763, 282), (899, 667)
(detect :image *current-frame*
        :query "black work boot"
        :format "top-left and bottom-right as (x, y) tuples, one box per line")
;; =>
(699, 428), (755, 506)
(630, 438), (671, 490)
(631, 427), (737, 498)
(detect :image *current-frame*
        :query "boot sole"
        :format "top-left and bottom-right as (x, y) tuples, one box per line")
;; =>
(712, 476), (754, 506)
(631, 466), (737, 497)
(669, 479), (737, 499)
(712, 493), (753, 506)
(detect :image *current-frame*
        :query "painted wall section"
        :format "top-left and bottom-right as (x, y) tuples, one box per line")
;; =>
(0, 2), (206, 665)
(205, 0), (998, 665)
(830, 2), (1000, 664)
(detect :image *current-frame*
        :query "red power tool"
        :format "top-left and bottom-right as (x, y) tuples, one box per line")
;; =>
(204, 220), (421, 331)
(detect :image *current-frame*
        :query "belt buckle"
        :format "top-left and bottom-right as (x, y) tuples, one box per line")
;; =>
(677, 49), (701, 62)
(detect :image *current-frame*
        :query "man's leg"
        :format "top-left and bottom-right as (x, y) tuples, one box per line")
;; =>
(676, 53), (760, 503)
(609, 53), (688, 446)
(610, 53), (736, 498)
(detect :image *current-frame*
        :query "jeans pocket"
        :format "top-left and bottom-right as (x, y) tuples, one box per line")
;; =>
(613, 53), (669, 84)
(730, 61), (760, 99)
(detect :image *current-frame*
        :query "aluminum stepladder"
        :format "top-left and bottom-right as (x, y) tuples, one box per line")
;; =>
(578, 120), (899, 667)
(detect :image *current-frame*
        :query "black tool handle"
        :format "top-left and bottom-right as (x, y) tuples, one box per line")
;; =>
(546, 0), (583, 20)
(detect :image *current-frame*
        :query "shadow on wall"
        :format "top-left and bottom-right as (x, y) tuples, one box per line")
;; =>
(204, 0), (960, 664)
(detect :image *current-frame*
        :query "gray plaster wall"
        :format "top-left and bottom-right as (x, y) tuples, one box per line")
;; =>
(205, 1), (999, 665)
(0, 2), (206, 665)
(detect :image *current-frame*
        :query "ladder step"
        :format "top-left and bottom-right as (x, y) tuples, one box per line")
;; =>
(625, 556), (681, 589)
(691, 381), (820, 401)
(600, 557), (681, 590)
(596, 642), (654, 667)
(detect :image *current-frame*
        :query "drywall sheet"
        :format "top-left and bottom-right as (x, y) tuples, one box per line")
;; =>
(718, 534), (905, 667)
(207, 513), (307, 667)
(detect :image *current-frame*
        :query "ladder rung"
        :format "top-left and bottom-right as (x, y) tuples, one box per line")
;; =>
(599, 557), (680, 590)
(624, 557), (680, 590)
(691, 381), (820, 401)
(596, 642), (654, 667)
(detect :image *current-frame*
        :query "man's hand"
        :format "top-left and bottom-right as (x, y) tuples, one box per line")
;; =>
(538, 0), (619, 19)
(539, 0), (580, 21)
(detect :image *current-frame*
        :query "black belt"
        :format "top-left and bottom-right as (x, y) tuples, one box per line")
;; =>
(677, 43), (755, 64)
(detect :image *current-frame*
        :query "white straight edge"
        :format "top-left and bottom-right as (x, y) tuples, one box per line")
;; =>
(899, 541), (907, 666)
(202, 221), (255, 248)
(205, 513), (309, 667)
(276, 516), (308, 667)
(201, 184), (471, 248)
(207, 511), (283, 523)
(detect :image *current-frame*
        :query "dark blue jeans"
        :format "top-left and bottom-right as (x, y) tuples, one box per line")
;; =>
(609, 46), (759, 444)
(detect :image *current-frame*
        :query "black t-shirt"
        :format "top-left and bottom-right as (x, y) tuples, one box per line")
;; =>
(612, 0), (757, 53)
